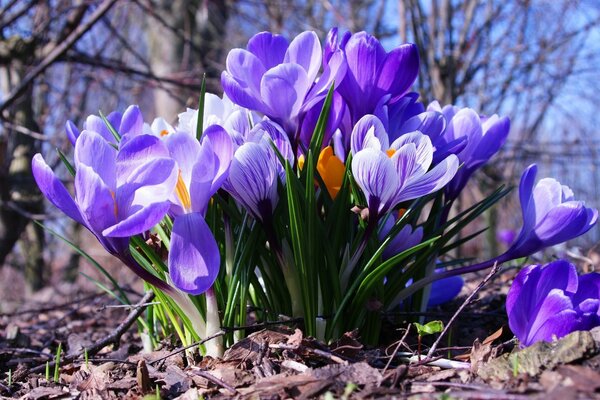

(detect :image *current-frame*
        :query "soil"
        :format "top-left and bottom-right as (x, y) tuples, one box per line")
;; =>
(1, 268), (600, 399)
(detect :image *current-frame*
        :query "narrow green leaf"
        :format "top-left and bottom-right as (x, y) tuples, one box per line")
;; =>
(99, 110), (121, 142)
(56, 148), (75, 177)
(196, 74), (207, 141)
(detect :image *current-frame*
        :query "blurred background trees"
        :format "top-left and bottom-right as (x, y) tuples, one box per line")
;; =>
(1, 0), (599, 293)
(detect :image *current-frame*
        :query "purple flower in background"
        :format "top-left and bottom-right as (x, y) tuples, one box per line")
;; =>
(162, 127), (233, 294)
(505, 165), (598, 260)
(497, 229), (517, 247)
(221, 31), (346, 136)
(427, 102), (510, 200)
(507, 260), (600, 347)
(66, 105), (144, 146)
(327, 29), (419, 124)
(351, 116), (459, 221)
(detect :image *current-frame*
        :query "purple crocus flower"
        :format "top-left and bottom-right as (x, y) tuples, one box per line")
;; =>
(162, 126), (233, 294)
(66, 105), (144, 146)
(427, 102), (510, 200)
(33, 130), (178, 291)
(221, 31), (346, 136)
(507, 260), (600, 347)
(505, 164), (598, 259)
(327, 29), (419, 125)
(225, 141), (281, 223)
(395, 164), (598, 302)
(351, 115), (459, 221)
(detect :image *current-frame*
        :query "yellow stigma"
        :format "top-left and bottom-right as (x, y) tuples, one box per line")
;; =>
(317, 146), (345, 199)
(160, 129), (170, 137)
(386, 148), (396, 158)
(297, 154), (305, 170)
(175, 171), (192, 212)
(109, 190), (118, 218)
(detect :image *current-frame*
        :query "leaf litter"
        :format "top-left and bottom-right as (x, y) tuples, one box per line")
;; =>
(2, 274), (600, 399)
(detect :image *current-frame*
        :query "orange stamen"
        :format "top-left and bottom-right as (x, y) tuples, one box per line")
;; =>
(160, 129), (170, 137)
(175, 171), (192, 212)
(386, 148), (396, 158)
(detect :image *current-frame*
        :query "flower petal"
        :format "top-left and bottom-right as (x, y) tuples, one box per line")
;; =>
(284, 31), (322, 83)
(352, 148), (398, 214)
(351, 115), (388, 154)
(32, 154), (83, 225)
(260, 63), (310, 120)
(169, 212), (221, 295)
(247, 31), (288, 70)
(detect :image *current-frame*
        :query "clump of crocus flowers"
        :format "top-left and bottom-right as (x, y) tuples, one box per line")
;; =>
(33, 28), (598, 355)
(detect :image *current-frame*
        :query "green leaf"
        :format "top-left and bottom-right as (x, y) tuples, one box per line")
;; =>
(99, 110), (121, 142)
(56, 148), (75, 177)
(196, 74), (207, 141)
(414, 320), (444, 336)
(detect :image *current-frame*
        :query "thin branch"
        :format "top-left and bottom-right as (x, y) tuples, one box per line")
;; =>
(28, 290), (155, 374)
(426, 262), (501, 359)
(0, 0), (118, 114)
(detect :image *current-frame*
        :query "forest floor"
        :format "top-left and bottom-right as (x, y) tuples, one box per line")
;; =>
(2, 266), (600, 399)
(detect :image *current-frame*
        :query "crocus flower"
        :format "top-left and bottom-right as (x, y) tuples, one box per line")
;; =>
(505, 164), (598, 259)
(327, 29), (419, 124)
(427, 102), (510, 200)
(177, 93), (257, 144)
(351, 115), (459, 220)
(221, 30), (346, 136)
(33, 130), (178, 290)
(497, 229), (517, 247)
(162, 127), (233, 294)
(396, 164), (598, 302)
(66, 105), (144, 146)
(507, 260), (600, 347)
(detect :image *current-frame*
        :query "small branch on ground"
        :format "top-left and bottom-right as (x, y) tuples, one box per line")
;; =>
(28, 291), (155, 375)
(426, 262), (501, 360)
(150, 330), (226, 367)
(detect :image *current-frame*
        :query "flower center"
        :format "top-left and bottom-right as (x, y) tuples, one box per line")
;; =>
(386, 149), (396, 158)
(160, 129), (170, 137)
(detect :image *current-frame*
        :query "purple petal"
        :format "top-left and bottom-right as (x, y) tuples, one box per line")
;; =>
(74, 130), (117, 190)
(377, 44), (419, 101)
(190, 144), (220, 215)
(429, 275), (463, 307)
(525, 290), (577, 346)
(396, 154), (458, 202)
(351, 148), (398, 214)
(202, 125), (234, 192)
(169, 212), (220, 295)
(284, 31), (322, 83)
(103, 201), (171, 238)
(221, 71), (266, 113)
(117, 134), (171, 186)
(260, 63), (310, 120)
(164, 132), (202, 183)
(351, 115), (389, 154)
(247, 31), (288, 70)
(32, 153), (84, 224)
(119, 105), (144, 136)
(226, 142), (279, 220)
(397, 111), (446, 144)
(534, 202), (596, 244)
(75, 164), (117, 234)
(65, 120), (79, 146)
